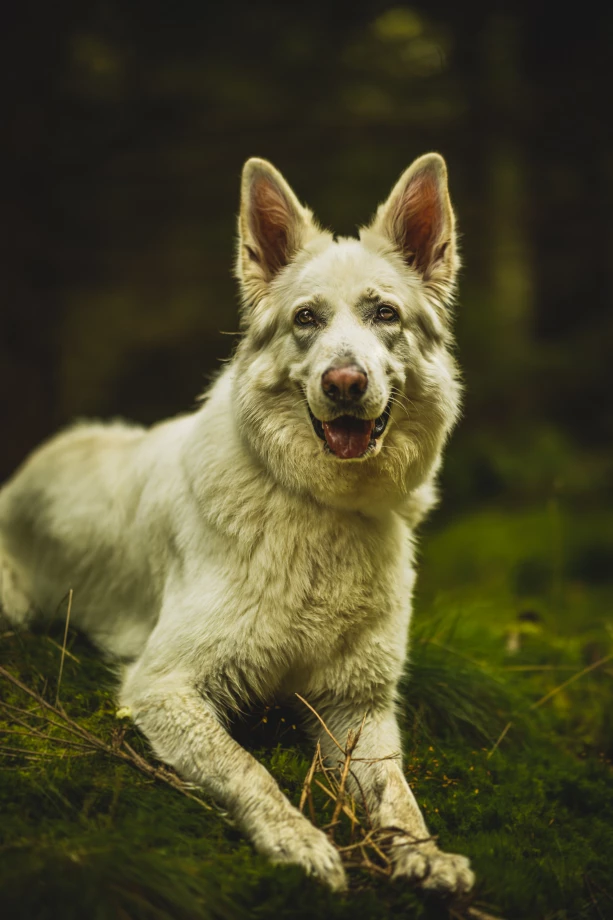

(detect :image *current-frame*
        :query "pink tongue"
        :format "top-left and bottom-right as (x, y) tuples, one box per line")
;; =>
(322, 417), (375, 459)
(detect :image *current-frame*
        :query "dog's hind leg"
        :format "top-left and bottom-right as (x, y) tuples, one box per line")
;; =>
(0, 551), (36, 627)
(120, 662), (347, 891)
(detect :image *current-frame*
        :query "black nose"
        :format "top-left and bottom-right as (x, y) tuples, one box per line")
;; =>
(321, 365), (368, 403)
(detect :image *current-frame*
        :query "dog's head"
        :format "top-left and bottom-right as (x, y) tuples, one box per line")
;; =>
(232, 155), (462, 512)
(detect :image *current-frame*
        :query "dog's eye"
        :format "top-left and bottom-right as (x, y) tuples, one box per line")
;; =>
(376, 305), (399, 323)
(295, 309), (318, 327)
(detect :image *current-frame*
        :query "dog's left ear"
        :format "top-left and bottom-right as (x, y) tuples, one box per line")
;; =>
(367, 153), (458, 291)
(237, 159), (321, 304)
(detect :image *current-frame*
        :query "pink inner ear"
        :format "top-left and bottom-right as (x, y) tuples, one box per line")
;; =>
(250, 178), (293, 279)
(396, 173), (443, 274)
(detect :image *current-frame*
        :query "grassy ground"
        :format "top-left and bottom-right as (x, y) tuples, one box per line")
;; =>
(1, 502), (612, 920)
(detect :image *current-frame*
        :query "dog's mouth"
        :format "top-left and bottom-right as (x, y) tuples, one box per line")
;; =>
(308, 403), (391, 460)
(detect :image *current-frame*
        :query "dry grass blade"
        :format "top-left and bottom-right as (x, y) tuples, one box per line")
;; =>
(530, 652), (613, 710)
(47, 636), (80, 663)
(503, 665), (577, 671)
(465, 907), (507, 920)
(349, 767), (373, 828)
(313, 779), (359, 826)
(299, 741), (320, 821)
(295, 693), (345, 754)
(0, 724), (93, 751)
(55, 588), (73, 705)
(0, 745), (74, 760)
(487, 721), (513, 759)
(328, 717), (365, 840)
(0, 700), (96, 742)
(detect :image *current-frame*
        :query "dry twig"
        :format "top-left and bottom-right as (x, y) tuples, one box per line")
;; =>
(294, 694), (430, 877)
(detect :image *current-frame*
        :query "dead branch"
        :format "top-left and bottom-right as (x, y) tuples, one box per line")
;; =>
(0, 663), (212, 811)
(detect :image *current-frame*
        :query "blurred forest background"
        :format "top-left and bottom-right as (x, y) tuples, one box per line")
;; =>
(3, 0), (612, 513)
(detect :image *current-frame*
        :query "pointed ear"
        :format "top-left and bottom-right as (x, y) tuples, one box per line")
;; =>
(236, 158), (319, 302)
(368, 153), (457, 287)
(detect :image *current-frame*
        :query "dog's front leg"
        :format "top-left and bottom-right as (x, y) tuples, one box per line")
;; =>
(310, 701), (474, 895)
(120, 668), (346, 891)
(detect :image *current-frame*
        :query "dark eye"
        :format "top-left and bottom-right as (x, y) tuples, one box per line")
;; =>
(375, 304), (399, 323)
(295, 308), (318, 327)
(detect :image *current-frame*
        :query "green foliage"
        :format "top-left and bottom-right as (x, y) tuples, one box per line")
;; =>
(1, 504), (612, 919)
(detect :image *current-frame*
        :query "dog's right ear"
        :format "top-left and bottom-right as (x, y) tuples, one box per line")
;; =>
(236, 159), (319, 304)
(365, 153), (458, 302)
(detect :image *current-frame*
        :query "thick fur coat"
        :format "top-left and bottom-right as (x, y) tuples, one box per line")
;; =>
(0, 154), (473, 893)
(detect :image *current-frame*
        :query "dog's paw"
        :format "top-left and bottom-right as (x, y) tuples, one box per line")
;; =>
(257, 818), (347, 891)
(392, 844), (474, 895)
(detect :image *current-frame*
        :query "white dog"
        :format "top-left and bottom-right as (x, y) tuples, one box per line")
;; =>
(0, 154), (474, 894)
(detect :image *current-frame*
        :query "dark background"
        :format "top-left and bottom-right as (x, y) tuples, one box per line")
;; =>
(3, 1), (612, 512)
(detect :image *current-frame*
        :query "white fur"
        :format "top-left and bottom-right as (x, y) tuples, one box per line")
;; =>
(0, 155), (473, 894)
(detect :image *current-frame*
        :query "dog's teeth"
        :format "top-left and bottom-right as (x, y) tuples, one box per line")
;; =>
(373, 410), (389, 438)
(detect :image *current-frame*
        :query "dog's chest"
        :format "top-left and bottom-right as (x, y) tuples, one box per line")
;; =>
(196, 478), (415, 705)
(233, 503), (411, 658)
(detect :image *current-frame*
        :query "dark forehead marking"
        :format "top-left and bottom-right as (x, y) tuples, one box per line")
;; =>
(361, 285), (406, 307)
(355, 289), (385, 312)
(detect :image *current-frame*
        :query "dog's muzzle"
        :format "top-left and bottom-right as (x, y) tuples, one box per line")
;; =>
(308, 403), (391, 460)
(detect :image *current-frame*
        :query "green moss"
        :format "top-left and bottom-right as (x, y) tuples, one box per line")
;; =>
(2, 504), (613, 919)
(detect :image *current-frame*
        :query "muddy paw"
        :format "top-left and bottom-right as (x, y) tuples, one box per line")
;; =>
(393, 844), (475, 895)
